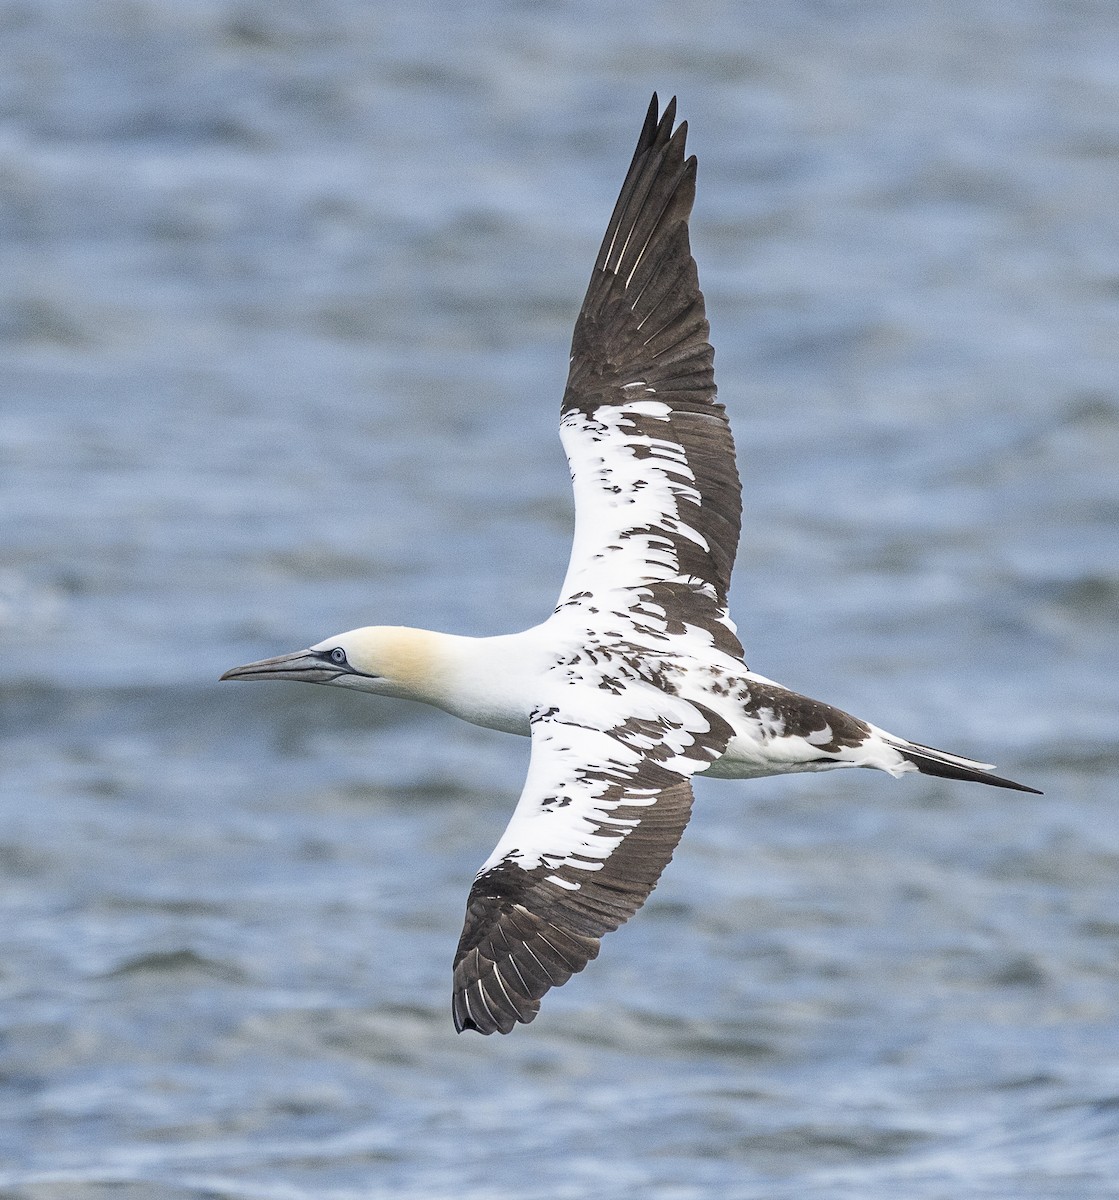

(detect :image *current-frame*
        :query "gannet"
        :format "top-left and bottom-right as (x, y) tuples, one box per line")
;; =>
(222, 96), (1039, 1035)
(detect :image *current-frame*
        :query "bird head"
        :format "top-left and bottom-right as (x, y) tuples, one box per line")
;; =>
(220, 625), (442, 701)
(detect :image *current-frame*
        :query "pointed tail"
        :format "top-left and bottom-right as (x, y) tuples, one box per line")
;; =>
(890, 738), (1041, 794)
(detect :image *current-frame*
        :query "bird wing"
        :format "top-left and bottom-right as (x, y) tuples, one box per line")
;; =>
(557, 95), (742, 649)
(453, 678), (734, 1034)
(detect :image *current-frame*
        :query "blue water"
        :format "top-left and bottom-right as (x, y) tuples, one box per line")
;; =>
(2, 2), (1118, 1196)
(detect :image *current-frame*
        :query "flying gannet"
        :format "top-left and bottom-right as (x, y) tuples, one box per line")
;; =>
(222, 96), (1039, 1035)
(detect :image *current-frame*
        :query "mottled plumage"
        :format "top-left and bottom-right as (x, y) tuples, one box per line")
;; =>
(222, 96), (1039, 1037)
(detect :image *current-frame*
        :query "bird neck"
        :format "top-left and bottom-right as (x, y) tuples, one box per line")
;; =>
(387, 627), (539, 736)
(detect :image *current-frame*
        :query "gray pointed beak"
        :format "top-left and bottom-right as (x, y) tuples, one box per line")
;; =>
(220, 649), (340, 684)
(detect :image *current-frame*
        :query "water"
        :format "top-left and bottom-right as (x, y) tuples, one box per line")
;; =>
(2, 1), (1118, 1196)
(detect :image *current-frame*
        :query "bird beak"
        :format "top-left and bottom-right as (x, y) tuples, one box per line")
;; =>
(220, 650), (339, 684)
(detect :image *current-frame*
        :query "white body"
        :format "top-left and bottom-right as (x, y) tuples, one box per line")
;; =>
(222, 97), (1033, 1035)
(317, 620), (919, 782)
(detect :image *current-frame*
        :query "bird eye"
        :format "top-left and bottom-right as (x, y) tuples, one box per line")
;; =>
(330, 647), (347, 664)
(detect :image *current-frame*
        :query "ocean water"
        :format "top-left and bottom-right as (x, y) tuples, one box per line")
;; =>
(2, 1), (1118, 1196)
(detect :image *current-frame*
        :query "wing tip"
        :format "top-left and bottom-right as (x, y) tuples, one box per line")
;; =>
(453, 961), (542, 1036)
(637, 92), (685, 160)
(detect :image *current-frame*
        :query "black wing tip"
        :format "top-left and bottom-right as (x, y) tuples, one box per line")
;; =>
(456, 1016), (489, 1035)
(581, 95), (699, 288)
(452, 968), (542, 1036)
(453, 1009), (533, 1036)
(639, 93), (684, 155)
(455, 1012), (502, 1036)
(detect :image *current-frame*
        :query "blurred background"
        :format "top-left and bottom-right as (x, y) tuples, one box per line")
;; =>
(2, 1), (1118, 1196)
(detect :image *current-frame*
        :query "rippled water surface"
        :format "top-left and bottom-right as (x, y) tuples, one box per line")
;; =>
(2, 2), (1118, 1197)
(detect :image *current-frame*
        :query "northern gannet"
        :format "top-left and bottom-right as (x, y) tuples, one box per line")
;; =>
(222, 96), (1039, 1035)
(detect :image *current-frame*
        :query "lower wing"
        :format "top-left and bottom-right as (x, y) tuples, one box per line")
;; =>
(452, 682), (733, 1034)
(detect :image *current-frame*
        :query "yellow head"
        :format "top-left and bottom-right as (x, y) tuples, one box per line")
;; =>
(221, 625), (447, 702)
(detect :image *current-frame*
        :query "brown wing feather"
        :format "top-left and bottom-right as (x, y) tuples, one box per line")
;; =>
(453, 774), (696, 1035)
(451, 99), (744, 1037)
(561, 94), (742, 605)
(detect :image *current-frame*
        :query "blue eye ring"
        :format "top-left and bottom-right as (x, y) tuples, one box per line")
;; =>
(330, 647), (347, 664)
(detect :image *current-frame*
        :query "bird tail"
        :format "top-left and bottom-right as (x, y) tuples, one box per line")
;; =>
(886, 737), (1041, 794)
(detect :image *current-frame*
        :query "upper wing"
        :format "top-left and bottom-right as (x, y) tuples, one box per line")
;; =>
(453, 683), (734, 1034)
(558, 95), (742, 626)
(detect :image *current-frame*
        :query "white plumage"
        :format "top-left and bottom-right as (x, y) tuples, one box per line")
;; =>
(222, 95), (1038, 1035)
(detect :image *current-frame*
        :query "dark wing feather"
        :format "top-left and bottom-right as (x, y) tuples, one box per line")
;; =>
(452, 690), (734, 1035)
(453, 775), (696, 1035)
(559, 94), (742, 611)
